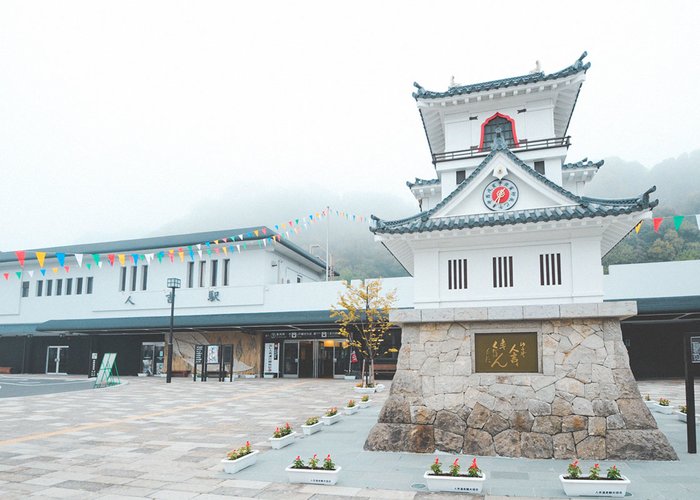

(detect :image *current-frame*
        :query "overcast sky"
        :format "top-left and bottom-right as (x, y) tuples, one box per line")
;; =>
(1, 1), (698, 251)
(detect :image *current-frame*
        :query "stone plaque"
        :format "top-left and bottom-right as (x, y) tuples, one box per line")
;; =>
(475, 332), (538, 373)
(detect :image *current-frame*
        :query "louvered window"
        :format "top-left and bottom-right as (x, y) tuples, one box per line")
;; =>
(447, 259), (468, 290)
(539, 253), (562, 286)
(492, 256), (514, 288)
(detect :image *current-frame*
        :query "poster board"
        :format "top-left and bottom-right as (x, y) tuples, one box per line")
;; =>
(264, 342), (279, 376)
(94, 352), (119, 388)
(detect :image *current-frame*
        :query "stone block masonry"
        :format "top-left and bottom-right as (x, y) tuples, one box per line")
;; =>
(365, 303), (677, 460)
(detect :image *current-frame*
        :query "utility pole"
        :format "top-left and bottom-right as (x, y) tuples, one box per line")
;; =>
(325, 205), (330, 281)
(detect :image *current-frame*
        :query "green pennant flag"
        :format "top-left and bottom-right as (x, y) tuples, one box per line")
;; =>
(16, 271), (22, 279)
(673, 215), (684, 231)
(86, 263), (92, 270)
(92, 254), (100, 265)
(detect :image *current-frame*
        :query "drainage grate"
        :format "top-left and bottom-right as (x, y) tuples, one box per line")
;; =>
(411, 483), (427, 490)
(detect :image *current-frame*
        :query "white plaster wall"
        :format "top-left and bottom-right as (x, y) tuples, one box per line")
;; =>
(604, 260), (700, 299)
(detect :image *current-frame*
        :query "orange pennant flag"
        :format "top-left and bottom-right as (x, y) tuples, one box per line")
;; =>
(117, 254), (126, 266)
(36, 251), (46, 268)
(52, 267), (59, 274)
(634, 221), (642, 234)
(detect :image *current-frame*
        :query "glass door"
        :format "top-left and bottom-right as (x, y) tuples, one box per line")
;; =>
(141, 342), (165, 375)
(283, 342), (299, 377)
(298, 341), (314, 378)
(334, 340), (351, 377)
(318, 341), (335, 378)
(46, 346), (69, 374)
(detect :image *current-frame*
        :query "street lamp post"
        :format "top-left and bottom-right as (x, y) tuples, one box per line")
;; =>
(166, 277), (181, 383)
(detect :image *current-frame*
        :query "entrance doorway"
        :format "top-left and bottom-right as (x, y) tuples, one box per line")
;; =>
(281, 340), (349, 378)
(141, 342), (165, 375)
(46, 346), (69, 374)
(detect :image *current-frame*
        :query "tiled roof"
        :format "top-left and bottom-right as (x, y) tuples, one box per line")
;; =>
(406, 178), (440, 188)
(413, 52), (590, 100)
(562, 158), (604, 170)
(371, 145), (657, 235)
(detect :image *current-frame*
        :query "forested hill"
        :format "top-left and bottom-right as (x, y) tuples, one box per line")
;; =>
(583, 150), (700, 266)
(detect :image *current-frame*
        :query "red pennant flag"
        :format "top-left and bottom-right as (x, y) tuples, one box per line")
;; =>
(3, 273), (8, 280)
(653, 217), (663, 233)
(64, 266), (70, 273)
(107, 254), (116, 266)
(15, 250), (26, 268)
(262, 228), (267, 235)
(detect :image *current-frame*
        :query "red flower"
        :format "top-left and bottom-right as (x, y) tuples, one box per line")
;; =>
(295, 455), (300, 460)
(453, 459), (459, 466)
(326, 454), (331, 460)
(246, 441), (250, 447)
(471, 458), (478, 467)
(434, 457), (440, 464)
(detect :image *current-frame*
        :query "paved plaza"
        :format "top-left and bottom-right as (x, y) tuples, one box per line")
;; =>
(0, 375), (698, 499)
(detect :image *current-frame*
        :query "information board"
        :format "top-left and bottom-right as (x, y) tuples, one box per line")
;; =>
(474, 332), (538, 373)
(691, 336), (700, 364)
(264, 343), (280, 374)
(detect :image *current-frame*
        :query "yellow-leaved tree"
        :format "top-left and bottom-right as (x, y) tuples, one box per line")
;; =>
(331, 279), (397, 387)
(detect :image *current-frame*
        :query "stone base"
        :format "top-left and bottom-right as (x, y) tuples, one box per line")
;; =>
(365, 304), (677, 460)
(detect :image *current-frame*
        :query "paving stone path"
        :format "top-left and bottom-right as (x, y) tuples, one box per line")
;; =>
(0, 375), (698, 499)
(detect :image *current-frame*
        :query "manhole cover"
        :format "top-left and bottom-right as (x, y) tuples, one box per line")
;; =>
(411, 483), (427, 490)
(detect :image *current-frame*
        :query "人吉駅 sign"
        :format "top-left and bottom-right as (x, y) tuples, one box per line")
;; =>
(475, 332), (538, 373)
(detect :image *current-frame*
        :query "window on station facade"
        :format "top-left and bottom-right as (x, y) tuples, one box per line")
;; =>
(492, 256), (514, 288)
(119, 267), (127, 292)
(447, 258), (468, 290)
(56, 279), (63, 296)
(222, 259), (230, 286)
(539, 253), (562, 286)
(211, 259), (218, 287)
(46, 279), (53, 296)
(141, 265), (148, 291)
(21, 281), (29, 298)
(86, 277), (94, 294)
(66, 278), (72, 295)
(76, 277), (83, 295)
(187, 262), (195, 288)
(130, 266), (138, 292)
(198, 261), (206, 287)
(36, 280), (43, 297)
(534, 160), (545, 175)
(456, 170), (466, 184)
(480, 113), (519, 150)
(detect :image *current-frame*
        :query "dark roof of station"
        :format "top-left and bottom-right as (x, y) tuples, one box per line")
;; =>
(562, 158), (605, 170)
(412, 52), (591, 100)
(406, 178), (440, 188)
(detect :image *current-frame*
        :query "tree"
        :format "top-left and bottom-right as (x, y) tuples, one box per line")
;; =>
(330, 279), (397, 387)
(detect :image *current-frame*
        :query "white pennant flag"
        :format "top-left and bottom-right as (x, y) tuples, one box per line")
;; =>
(263, 239), (267, 247)
(75, 254), (84, 267)
(145, 253), (154, 263)
(28, 270), (34, 278)
(197, 250), (203, 258)
(696, 214), (700, 230)
(196, 243), (202, 250)
(98, 261), (103, 268)
(236, 244), (241, 253)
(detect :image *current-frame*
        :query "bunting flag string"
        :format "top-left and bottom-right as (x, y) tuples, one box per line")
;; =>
(4, 207), (372, 277)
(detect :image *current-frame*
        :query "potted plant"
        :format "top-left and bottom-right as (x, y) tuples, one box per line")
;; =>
(643, 394), (655, 408)
(321, 407), (341, 425)
(424, 457), (485, 493)
(344, 399), (358, 415)
(654, 397), (675, 415)
(286, 454), (341, 485)
(269, 423), (296, 449)
(359, 394), (372, 408)
(301, 416), (322, 435)
(221, 441), (259, 474)
(353, 382), (376, 395)
(559, 461), (631, 497)
(677, 404), (688, 422)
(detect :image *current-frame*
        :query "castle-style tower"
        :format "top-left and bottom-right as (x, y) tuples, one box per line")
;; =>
(366, 53), (676, 460)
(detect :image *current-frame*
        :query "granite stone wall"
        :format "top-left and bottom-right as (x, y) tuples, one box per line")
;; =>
(365, 304), (677, 460)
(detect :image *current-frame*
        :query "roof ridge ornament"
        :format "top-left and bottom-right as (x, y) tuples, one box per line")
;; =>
(492, 164), (508, 180)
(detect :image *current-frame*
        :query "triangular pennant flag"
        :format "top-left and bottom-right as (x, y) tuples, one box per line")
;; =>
(40, 269), (46, 276)
(36, 251), (46, 268)
(15, 250), (26, 268)
(634, 221), (642, 234)
(262, 228), (267, 234)
(131, 254), (139, 266)
(178, 249), (185, 262)
(696, 214), (700, 230)
(188, 247), (194, 261)
(262, 239), (267, 247)
(653, 217), (663, 233)
(236, 244), (241, 253)
(197, 249), (203, 258)
(117, 254), (126, 266)
(243, 243), (247, 250)
(238, 234), (244, 240)
(168, 249), (175, 263)
(98, 261), (103, 268)
(253, 230), (259, 237)
(52, 267), (59, 274)
(673, 215), (684, 231)
(107, 254), (115, 266)
(197, 243), (202, 250)
(56, 252), (66, 267)
(222, 246), (228, 255)
(157, 251), (164, 263)
(92, 254), (100, 265)
(86, 263), (91, 270)
(214, 247), (220, 254)
(75, 254), (84, 267)
(15, 271), (22, 279)
(64, 266), (70, 273)
(3, 273), (8, 280)
(28, 270), (34, 278)
(146, 253), (154, 263)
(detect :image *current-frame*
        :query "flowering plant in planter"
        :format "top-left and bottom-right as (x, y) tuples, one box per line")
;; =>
(305, 416), (319, 425)
(644, 394), (651, 401)
(325, 407), (338, 417)
(286, 453), (341, 485)
(559, 461), (630, 497)
(347, 399), (356, 408)
(424, 457), (485, 493)
(301, 416), (322, 435)
(273, 423), (293, 438)
(221, 441), (259, 474)
(361, 395), (370, 402)
(658, 397), (670, 406)
(680, 404), (687, 414)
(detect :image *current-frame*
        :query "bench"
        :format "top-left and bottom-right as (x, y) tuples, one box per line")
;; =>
(0, 367), (12, 374)
(372, 363), (396, 379)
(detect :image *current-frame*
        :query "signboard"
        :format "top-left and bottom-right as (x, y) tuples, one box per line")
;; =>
(474, 332), (538, 373)
(94, 352), (118, 388)
(691, 336), (700, 364)
(195, 345), (204, 364)
(264, 343), (280, 374)
(89, 352), (98, 378)
(263, 330), (341, 341)
(207, 345), (219, 364)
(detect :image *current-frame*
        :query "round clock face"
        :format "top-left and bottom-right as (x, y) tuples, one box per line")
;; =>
(483, 179), (519, 211)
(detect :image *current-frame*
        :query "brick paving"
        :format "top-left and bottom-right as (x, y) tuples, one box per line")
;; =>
(0, 375), (698, 499)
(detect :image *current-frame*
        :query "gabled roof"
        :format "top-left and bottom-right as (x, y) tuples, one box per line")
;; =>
(412, 52), (591, 100)
(371, 145), (657, 235)
(406, 177), (440, 188)
(562, 158), (604, 171)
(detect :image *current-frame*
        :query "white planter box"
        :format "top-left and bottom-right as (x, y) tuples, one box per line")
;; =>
(321, 413), (342, 426)
(286, 465), (341, 485)
(353, 386), (376, 395)
(376, 384), (385, 392)
(359, 400), (372, 409)
(344, 406), (358, 415)
(644, 400), (655, 408)
(221, 450), (259, 474)
(559, 475), (631, 497)
(244, 374), (257, 379)
(269, 431), (297, 449)
(344, 375), (356, 380)
(301, 422), (322, 435)
(654, 403), (674, 415)
(423, 471), (486, 493)
(678, 410), (687, 422)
